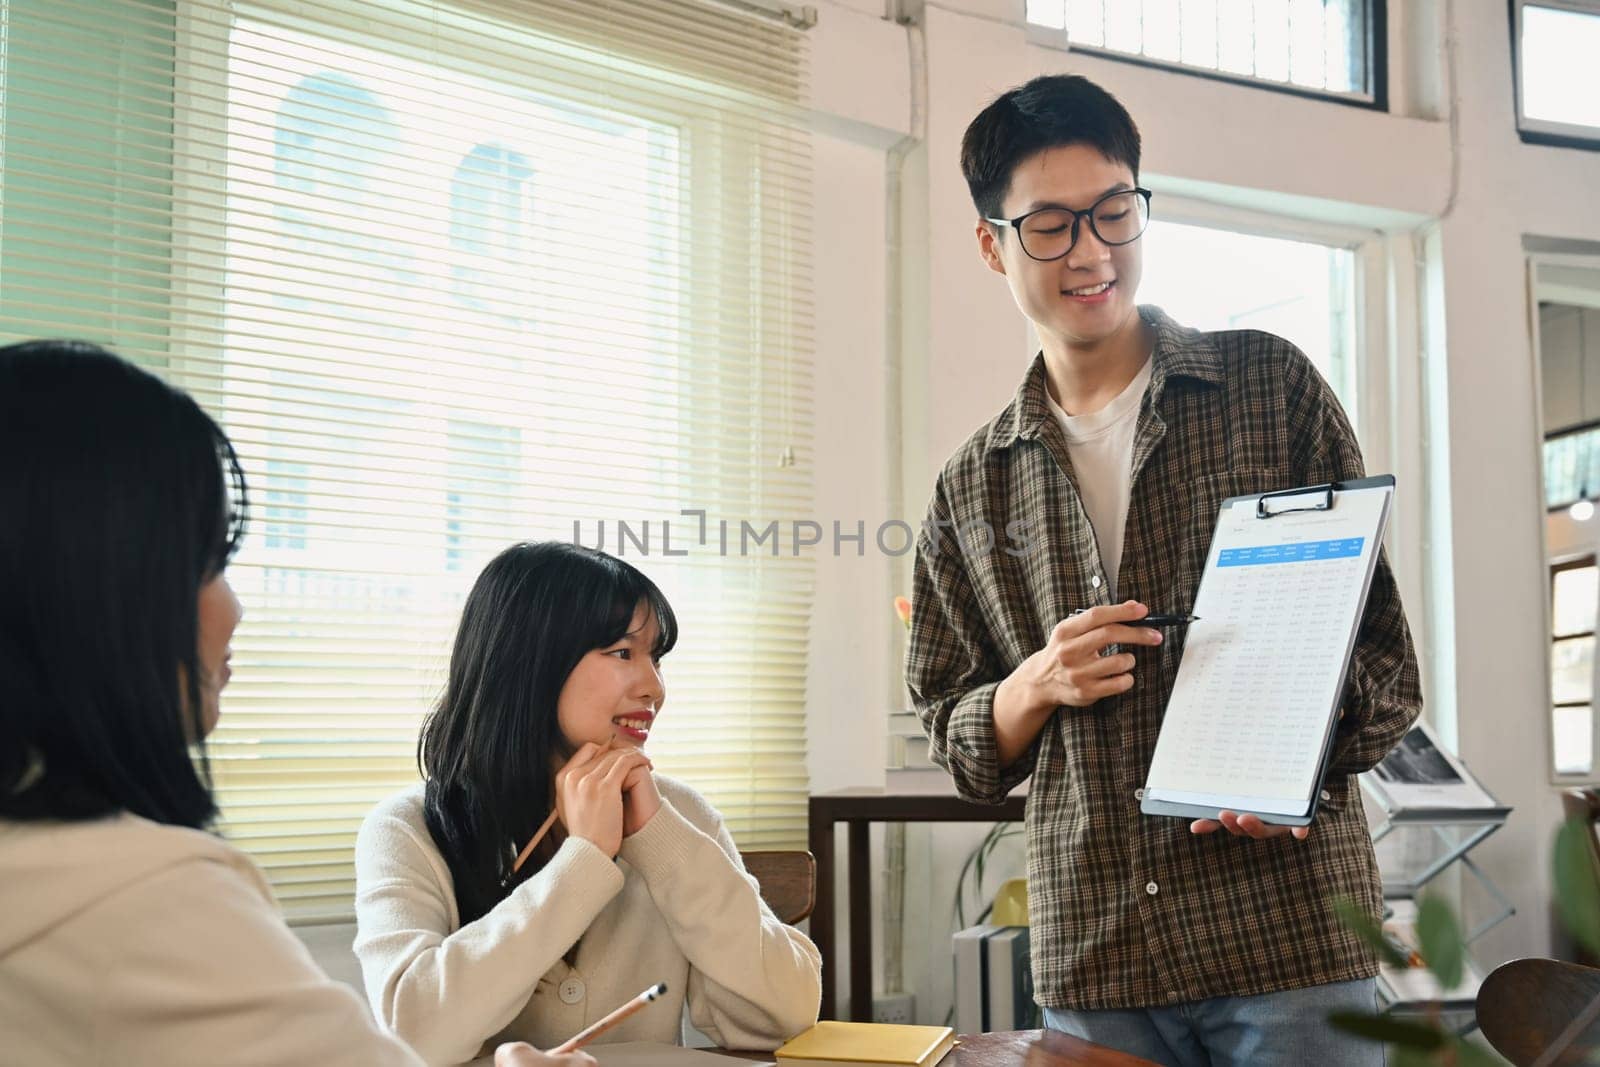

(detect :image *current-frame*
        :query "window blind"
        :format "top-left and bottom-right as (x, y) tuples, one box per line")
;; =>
(0, 0), (815, 923)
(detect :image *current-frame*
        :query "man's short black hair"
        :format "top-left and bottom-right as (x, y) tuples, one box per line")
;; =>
(961, 74), (1142, 221)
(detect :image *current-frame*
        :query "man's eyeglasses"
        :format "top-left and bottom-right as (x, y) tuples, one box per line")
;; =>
(985, 188), (1153, 263)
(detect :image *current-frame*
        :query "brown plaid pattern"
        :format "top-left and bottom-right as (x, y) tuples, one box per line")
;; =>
(907, 306), (1422, 1010)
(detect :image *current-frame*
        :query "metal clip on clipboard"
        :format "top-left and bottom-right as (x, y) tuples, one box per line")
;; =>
(1256, 482), (1337, 519)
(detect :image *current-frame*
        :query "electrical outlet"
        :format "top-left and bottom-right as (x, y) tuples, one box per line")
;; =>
(872, 991), (916, 1025)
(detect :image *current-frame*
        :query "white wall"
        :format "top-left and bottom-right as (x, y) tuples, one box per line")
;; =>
(802, 0), (1600, 1022)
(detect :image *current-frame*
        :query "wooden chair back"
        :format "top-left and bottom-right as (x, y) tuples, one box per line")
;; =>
(740, 850), (816, 925)
(1477, 957), (1600, 1066)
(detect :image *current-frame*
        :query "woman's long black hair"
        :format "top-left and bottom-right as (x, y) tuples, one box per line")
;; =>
(0, 340), (249, 828)
(420, 541), (677, 924)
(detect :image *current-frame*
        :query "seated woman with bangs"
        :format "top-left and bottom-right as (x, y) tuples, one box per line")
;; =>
(353, 541), (822, 1066)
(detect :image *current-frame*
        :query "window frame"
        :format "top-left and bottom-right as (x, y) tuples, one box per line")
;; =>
(1510, 0), (1600, 151)
(1024, 0), (1388, 112)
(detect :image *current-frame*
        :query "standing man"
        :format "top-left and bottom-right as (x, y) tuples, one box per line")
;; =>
(907, 75), (1420, 1066)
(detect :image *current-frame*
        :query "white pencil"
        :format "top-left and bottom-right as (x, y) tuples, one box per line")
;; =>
(553, 983), (668, 1053)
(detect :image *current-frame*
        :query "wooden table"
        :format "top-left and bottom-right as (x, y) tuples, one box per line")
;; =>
(717, 1030), (1157, 1065)
(808, 785), (1028, 1022)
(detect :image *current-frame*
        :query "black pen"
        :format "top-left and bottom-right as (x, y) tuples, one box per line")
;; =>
(1133, 614), (1200, 628)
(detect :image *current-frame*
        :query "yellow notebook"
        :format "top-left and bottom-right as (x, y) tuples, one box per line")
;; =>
(774, 1021), (957, 1067)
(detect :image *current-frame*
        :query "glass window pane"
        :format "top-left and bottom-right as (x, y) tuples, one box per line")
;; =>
(1067, 0), (1106, 45)
(1287, 0), (1327, 89)
(1106, 1), (1142, 52)
(1554, 566), (1600, 637)
(1144, 0), (1183, 62)
(1324, 0), (1357, 93)
(1555, 704), (1595, 776)
(1027, 0), (1068, 31)
(1522, 5), (1600, 130)
(1218, 0), (1257, 74)
(1138, 221), (1355, 415)
(1180, 0), (1220, 68)
(1553, 636), (1595, 704)
(1252, 0), (1292, 82)
(1544, 426), (1600, 509)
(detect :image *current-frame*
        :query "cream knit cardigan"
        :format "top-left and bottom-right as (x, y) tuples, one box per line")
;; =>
(0, 813), (421, 1066)
(354, 775), (822, 1066)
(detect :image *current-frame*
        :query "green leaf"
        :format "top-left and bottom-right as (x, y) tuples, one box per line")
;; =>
(1416, 894), (1465, 990)
(1334, 897), (1410, 968)
(1327, 1011), (1447, 1050)
(1390, 1048), (1435, 1067)
(1556, 817), (1600, 959)
(1446, 1035), (1505, 1067)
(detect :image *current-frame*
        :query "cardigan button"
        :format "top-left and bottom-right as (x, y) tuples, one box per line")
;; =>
(559, 978), (586, 1005)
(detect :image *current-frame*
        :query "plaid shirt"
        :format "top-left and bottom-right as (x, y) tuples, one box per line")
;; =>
(907, 306), (1422, 1010)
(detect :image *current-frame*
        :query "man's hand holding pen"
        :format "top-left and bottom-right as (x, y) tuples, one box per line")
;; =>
(992, 600), (1176, 768)
(1010, 601), (1168, 710)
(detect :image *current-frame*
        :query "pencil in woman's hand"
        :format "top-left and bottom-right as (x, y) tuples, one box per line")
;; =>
(553, 983), (668, 1053)
(509, 808), (559, 877)
(510, 736), (615, 877)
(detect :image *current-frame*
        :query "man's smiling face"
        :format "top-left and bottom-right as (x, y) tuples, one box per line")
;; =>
(976, 143), (1145, 353)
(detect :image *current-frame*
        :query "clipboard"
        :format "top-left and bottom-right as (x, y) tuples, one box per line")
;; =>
(1140, 475), (1395, 827)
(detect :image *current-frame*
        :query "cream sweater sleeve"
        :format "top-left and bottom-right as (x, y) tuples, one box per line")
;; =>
(84, 856), (423, 1066)
(617, 791), (822, 1050)
(353, 801), (625, 1067)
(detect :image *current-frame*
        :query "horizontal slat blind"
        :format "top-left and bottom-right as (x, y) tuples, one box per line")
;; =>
(0, 0), (814, 923)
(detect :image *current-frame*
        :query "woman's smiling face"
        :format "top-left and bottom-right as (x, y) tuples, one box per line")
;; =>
(555, 600), (666, 751)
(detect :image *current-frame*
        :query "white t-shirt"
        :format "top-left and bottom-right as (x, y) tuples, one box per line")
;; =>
(1046, 357), (1154, 598)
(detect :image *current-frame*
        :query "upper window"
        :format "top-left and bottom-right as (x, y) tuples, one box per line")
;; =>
(1025, 0), (1383, 107)
(1515, 1), (1600, 147)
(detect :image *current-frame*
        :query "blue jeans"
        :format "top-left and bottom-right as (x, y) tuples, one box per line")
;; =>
(1042, 977), (1383, 1067)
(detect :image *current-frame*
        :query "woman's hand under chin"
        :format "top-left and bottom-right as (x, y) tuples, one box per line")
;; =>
(620, 758), (661, 837)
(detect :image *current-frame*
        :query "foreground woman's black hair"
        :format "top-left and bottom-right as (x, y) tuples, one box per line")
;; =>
(419, 541), (678, 924)
(0, 340), (248, 828)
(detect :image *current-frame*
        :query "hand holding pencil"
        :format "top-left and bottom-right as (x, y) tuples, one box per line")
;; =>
(513, 738), (652, 871)
(493, 1043), (597, 1067)
(491, 984), (667, 1063)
